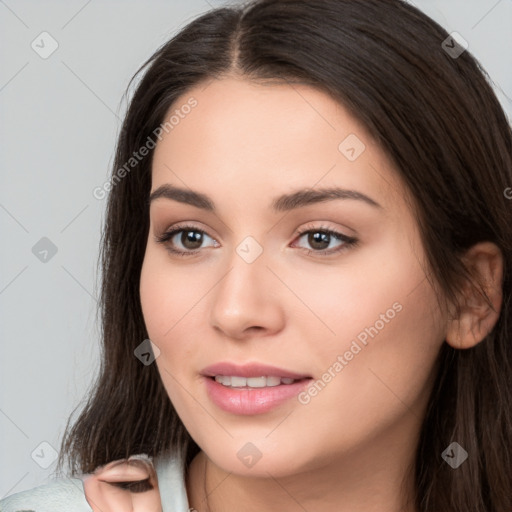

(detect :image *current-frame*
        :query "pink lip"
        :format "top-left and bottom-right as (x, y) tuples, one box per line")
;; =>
(203, 378), (312, 415)
(201, 362), (312, 415)
(201, 362), (310, 380)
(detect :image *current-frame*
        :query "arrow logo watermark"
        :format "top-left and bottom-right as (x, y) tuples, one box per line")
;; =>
(441, 32), (468, 59)
(237, 442), (263, 468)
(441, 441), (468, 469)
(134, 338), (161, 365)
(31, 237), (58, 263)
(31, 441), (59, 469)
(236, 236), (263, 264)
(31, 31), (59, 59)
(338, 133), (366, 162)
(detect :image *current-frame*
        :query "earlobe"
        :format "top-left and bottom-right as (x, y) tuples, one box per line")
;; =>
(445, 242), (504, 349)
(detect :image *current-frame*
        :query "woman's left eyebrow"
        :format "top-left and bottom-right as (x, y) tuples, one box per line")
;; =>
(272, 187), (382, 211)
(148, 184), (382, 211)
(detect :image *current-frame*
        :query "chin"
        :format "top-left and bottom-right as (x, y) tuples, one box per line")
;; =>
(197, 435), (318, 478)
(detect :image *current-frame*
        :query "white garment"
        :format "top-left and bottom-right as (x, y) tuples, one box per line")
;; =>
(0, 453), (189, 512)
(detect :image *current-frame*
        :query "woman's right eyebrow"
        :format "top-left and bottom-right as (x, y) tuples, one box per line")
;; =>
(148, 184), (214, 210)
(148, 184), (382, 212)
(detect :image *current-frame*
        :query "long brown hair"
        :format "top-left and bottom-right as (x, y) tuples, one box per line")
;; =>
(59, 1), (512, 510)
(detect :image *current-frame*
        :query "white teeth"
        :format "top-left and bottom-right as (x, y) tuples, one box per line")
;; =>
(230, 376), (247, 387)
(266, 376), (282, 387)
(213, 375), (297, 388)
(246, 376), (267, 388)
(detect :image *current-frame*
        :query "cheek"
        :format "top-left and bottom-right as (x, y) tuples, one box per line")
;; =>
(283, 236), (436, 363)
(288, 236), (445, 426)
(139, 246), (220, 404)
(297, 258), (444, 438)
(139, 252), (198, 408)
(139, 247), (203, 341)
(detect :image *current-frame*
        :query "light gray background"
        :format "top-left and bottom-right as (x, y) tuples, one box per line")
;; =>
(1, 0), (511, 498)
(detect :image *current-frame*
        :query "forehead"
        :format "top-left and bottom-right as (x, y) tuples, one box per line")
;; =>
(150, 77), (406, 214)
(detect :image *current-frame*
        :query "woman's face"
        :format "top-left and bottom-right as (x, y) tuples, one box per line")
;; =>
(140, 77), (447, 477)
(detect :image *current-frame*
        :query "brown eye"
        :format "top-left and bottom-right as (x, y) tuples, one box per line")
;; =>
(105, 477), (154, 493)
(155, 224), (219, 256)
(293, 226), (358, 256)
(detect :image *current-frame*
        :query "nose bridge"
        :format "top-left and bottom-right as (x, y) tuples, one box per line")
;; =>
(209, 235), (283, 337)
(216, 236), (269, 309)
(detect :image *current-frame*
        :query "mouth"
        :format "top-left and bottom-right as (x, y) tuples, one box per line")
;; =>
(201, 362), (313, 415)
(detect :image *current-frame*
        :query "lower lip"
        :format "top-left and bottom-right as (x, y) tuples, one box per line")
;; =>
(203, 376), (312, 415)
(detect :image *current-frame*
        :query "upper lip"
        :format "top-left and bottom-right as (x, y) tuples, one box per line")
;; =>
(201, 362), (311, 380)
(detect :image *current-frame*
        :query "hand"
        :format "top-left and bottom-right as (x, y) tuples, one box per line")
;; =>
(82, 455), (162, 511)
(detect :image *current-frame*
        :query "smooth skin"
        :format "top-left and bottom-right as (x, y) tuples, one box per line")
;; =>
(139, 76), (503, 512)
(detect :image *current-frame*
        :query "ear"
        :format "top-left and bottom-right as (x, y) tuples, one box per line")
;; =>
(445, 242), (504, 349)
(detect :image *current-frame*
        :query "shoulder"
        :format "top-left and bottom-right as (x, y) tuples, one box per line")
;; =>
(0, 478), (92, 512)
(0, 452), (189, 512)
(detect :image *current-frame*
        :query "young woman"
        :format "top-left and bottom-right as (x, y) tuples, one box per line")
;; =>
(2, 0), (510, 510)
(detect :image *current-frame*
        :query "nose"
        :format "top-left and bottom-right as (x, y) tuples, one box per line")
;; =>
(209, 246), (286, 341)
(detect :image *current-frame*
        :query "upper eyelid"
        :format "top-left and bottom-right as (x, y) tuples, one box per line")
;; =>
(160, 224), (347, 241)
(163, 224), (217, 242)
(160, 220), (354, 237)
(163, 222), (213, 236)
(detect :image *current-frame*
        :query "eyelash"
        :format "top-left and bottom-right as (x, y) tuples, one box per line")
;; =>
(155, 223), (358, 258)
